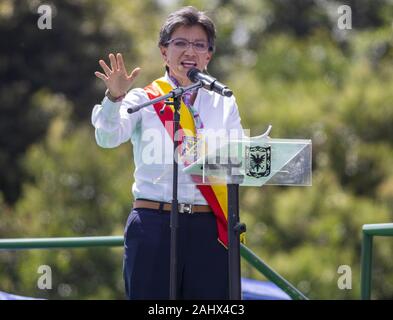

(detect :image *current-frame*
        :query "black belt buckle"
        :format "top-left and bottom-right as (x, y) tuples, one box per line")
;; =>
(179, 203), (193, 214)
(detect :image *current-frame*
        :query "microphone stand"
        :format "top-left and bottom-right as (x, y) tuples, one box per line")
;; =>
(225, 148), (246, 300)
(127, 81), (203, 300)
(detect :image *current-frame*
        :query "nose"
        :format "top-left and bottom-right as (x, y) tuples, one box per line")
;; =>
(184, 43), (197, 54)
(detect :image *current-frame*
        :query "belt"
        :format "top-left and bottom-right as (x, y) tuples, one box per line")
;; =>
(133, 199), (212, 214)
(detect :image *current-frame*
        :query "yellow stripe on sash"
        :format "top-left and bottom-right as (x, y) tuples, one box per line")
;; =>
(154, 78), (196, 136)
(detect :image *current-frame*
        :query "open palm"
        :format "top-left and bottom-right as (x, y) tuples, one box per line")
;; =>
(95, 53), (141, 98)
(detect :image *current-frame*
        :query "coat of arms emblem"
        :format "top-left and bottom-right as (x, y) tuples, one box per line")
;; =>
(245, 146), (271, 178)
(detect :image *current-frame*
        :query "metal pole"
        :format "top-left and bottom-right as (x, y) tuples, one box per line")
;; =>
(228, 183), (242, 299)
(240, 244), (308, 300)
(168, 96), (181, 300)
(0, 236), (124, 250)
(361, 233), (373, 300)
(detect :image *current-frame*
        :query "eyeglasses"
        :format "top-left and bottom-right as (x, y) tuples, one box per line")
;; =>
(166, 38), (210, 53)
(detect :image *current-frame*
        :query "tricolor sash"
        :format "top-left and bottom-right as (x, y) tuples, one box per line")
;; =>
(144, 77), (231, 247)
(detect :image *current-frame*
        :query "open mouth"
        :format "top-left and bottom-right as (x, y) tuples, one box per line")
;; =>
(181, 61), (197, 68)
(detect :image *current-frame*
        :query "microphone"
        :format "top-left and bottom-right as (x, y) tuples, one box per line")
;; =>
(187, 68), (233, 97)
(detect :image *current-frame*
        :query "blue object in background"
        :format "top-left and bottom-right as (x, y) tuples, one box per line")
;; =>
(1, 278), (291, 300)
(241, 278), (291, 300)
(0, 290), (43, 300)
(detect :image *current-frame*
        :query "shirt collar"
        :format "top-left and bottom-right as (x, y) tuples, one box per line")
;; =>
(164, 71), (177, 88)
(164, 71), (200, 94)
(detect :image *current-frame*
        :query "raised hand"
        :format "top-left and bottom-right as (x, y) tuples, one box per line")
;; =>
(95, 53), (141, 98)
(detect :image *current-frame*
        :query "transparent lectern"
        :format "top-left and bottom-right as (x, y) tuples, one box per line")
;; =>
(183, 134), (312, 187)
(181, 130), (312, 299)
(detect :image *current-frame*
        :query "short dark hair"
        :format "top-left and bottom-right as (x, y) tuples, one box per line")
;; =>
(158, 6), (216, 52)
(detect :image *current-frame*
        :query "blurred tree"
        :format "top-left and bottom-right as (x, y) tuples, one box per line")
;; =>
(232, 25), (393, 298)
(0, 0), (160, 204)
(264, 0), (392, 36)
(0, 98), (134, 299)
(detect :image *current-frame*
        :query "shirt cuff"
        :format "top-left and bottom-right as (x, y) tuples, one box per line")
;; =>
(101, 96), (122, 118)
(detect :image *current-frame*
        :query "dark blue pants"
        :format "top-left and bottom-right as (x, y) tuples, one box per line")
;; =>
(123, 207), (229, 299)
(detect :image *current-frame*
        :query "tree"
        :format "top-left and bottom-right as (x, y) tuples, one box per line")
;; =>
(0, 0), (141, 204)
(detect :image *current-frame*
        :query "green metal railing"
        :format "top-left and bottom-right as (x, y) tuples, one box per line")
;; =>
(5, 221), (392, 300)
(361, 223), (393, 300)
(0, 236), (307, 300)
(240, 244), (308, 300)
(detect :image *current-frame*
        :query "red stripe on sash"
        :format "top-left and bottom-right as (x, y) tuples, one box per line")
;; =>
(144, 81), (229, 247)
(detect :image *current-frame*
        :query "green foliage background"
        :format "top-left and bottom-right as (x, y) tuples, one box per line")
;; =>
(1, 0), (392, 299)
